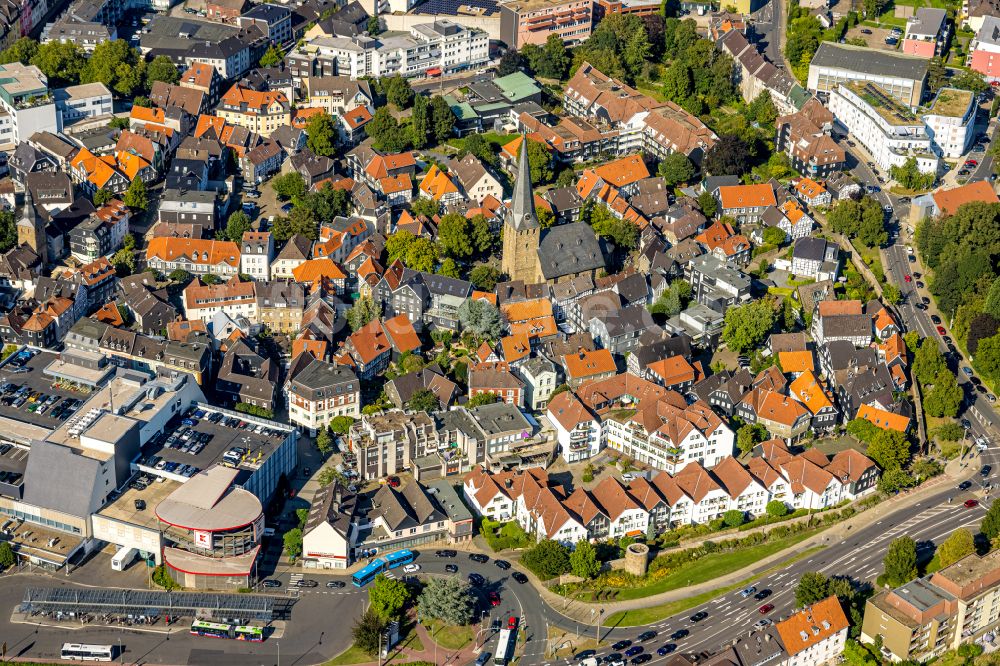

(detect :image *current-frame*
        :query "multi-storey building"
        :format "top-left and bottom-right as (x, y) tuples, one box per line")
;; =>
(240, 231), (274, 281)
(499, 0), (594, 48)
(828, 82), (939, 175)
(922, 87), (976, 158)
(902, 7), (948, 58)
(0, 63), (59, 150)
(217, 85), (291, 137)
(774, 99), (847, 179)
(808, 42), (928, 108)
(285, 355), (360, 435)
(777, 597), (850, 666)
(146, 238), (241, 278)
(286, 20), (489, 82)
(862, 549), (1000, 662)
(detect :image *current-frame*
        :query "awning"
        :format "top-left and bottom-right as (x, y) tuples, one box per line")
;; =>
(426, 68), (442, 76)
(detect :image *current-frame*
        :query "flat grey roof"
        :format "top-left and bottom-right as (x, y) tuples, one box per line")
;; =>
(811, 42), (929, 82)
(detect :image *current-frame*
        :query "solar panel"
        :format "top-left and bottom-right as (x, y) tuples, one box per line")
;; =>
(415, 0), (500, 16)
(21, 587), (280, 621)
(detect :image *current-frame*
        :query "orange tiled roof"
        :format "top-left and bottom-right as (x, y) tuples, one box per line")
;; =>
(857, 404), (910, 432)
(501, 298), (552, 323)
(146, 237), (240, 268)
(501, 333), (532, 364)
(563, 348), (616, 380)
(383, 314), (421, 354)
(220, 85), (288, 114)
(932, 180), (1000, 217)
(788, 371), (832, 415)
(130, 106), (165, 124)
(648, 355), (696, 386)
(779, 350), (814, 374)
(592, 154), (650, 189)
(775, 596), (849, 657)
(718, 183), (776, 209)
(794, 177), (828, 199)
(418, 164), (458, 201)
(93, 301), (124, 327)
(292, 258), (346, 283)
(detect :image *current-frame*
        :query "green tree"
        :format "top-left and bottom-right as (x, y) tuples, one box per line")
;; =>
(316, 427), (334, 456)
(430, 95), (455, 144)
(369, 573), (411, 620)
(522, 140), (553, 184)
(937, 528), (976, 568)
(470, 265), (501, 291)
(108, 117), (129, 131)
(330, 415), (355, 435)
(497, 50), (522, 76)
(367, 15), (381, 35)
(0, 37), (39, 65)
(283, 527), (302, 559)
(258, 44), (283, 68)
(883, 283), (901, 305)
(0, 540), (14, 569)
(569, 540), (601, 579)
(30, 41), (85, 86)
(123, 177), (148, 210)
(306, 112), (337, 157)
(438, 213), (474, 258)
(351, 609), (386, 656)
(93, 188), (114, 205)
(704, 134), (751, 176)
(924, 370), (963, 418)
(0, 211), (16, 253)
(977, 334), (1000, 382)
(737, 423), (767, 455)
(590, 204), (639, 249)
(84, 40), (145, 96)
(271, 172), (307, 201)
(410, 94), (430, 149)
(145, 55), (179, 86)
(407, 388), (440, 412)
(747, 91), (778, 126)
(467, 392), (499, 408)
(347, 295), (382, 331)
(882, 536), (918, 587)
(983, 499), (1000, 542)
(417, 576), (476, 626)
(438, 257), (461, 278)
(111, 248), (135, 276)
(383, 75), (414, 109)
(521, 539), (571, 579)
(698, 191), (718, 217)
(867, 428), (910, 470)
(658, 152), (695, 187)
(913, 339), (948, 386)
(662, 59), (693, 104)
(828, 196), (887, 247)
(405, 237), (438, 272)
(225, 211), (251, 243)
(723, 509), (745, 528)
(765, 500), (788, 517)
(890, 157), (935, 191)
(722, 299), (777, 354)
(366, 106), (411, 153)
(463, 133), (497, 167)
(795, 571), (830, 607)
(762, 226), (787, 246)
(537, 33), (570, 79)
(458, 298), (502, 339)
(168, 268), (192, 284)
(201, 274), (221, 285)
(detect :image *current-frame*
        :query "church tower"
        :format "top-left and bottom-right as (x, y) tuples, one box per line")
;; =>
(501, 137), (542, 284)
(17, 187), (46, 263)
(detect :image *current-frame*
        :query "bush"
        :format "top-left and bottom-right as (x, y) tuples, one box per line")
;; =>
(481, 518), (533, 552)
(520, 540), (570, 580)
(236, 403), (274, 419)
(152, 564), (179, 590)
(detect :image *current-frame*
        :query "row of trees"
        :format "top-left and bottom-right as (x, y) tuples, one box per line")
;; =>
(0, 37), (175, 97)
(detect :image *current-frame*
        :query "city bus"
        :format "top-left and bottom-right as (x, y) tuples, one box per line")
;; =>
(190, 619), (234, 639)
(60, 644), (115, 662)
(382, 549), (415, 570)
(493, 628), (515, 666)
(234, 625), (264, 642)
(352, 557), (387, 587)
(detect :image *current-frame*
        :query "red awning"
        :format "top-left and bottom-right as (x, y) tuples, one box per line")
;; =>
(426, 68), (442, 76)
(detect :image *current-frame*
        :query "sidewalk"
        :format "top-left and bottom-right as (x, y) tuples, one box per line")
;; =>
(530, 465), (961, 625)
(330, 621), (482, 666)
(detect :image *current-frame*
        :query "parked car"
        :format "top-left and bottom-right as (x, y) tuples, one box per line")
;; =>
(469, 553), (489, 563)
(468, 573), (485, 586)
(637, 631), (656, 642)
(327, 580), (346, 588)
(489, 591), (501, 607)
(403, 564), (421, 573)
(657, 645), (677, 656)
(436, 549), (457, 558)
(262, 579), (281, 588)
(495, 559), (511, 570)
(624, 646), (644, 658)
(612, 641), (633, 651)
(295, 579), (318, 588)
(512, 571), (528, 584)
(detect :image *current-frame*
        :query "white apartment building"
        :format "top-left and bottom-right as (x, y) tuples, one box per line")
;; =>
(922, 87), (976, 158)
(808, 42), (928, 107)
(603, 401), (736, 475)
(53, 83), (113, 126)
(287, 19), (489, 83)
(546, 391), (602, 462)
(777, 597), (850, 666)
(829, 82), (939, 175)
(240, 231), (274, 281)
(0, 63), (60, 151)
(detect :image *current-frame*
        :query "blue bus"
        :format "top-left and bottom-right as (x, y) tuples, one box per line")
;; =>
(352, 558), (386, 587)
(351, 550), (417, 587)
(383, 549), (415, 570)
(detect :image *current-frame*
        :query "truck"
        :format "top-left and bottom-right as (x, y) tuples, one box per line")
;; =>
(111, 546), (138, 571)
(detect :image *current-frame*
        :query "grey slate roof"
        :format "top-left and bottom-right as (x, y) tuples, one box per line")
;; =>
(23, 439), (103, 517)
(537, 222), (605, 280)
(810, 42), (929, 82)
(468, 401), (531, 436)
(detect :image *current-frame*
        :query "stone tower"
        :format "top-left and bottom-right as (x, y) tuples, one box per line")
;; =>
(501, 137), (542, 284)
(17, 187), (45, 262)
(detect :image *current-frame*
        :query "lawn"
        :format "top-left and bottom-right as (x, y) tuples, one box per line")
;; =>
(600, 529), (826, 602)
(604, 545), (827, 627)
(326, 645), (373, 665)
(425, 619), (475, 650)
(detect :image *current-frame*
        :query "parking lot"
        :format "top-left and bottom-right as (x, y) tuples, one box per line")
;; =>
(137, 406), (292, 483)
(0, 350), (88, 429)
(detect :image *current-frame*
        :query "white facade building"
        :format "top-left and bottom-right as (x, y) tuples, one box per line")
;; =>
(922, 87), (976, 159)
(240, 231), (274, 281)
(829, 82), (939, 175)
(54, 83), (113, 126)
(0, 64), (60, 150)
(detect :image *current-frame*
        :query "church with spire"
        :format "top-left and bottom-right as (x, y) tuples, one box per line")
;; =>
(501, 137), (606, 286)
(17, 187), (46, 264)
